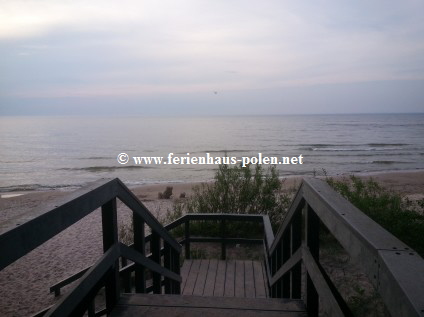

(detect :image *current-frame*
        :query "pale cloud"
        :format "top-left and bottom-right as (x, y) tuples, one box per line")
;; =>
(1, 0), (424, 113)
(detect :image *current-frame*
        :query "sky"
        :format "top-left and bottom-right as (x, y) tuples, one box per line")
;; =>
(1, 0), (424, 115)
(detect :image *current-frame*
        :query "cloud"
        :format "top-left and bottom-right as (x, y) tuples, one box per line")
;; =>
(1, 1), (424, 114)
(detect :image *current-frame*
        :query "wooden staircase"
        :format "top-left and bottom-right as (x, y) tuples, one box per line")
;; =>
(1, 178), (422, 317)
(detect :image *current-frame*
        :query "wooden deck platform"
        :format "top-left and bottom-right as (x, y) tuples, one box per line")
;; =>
(110, 293), (307, 316)
(180, 259), (268, 298)
(109, 259), (308, 316)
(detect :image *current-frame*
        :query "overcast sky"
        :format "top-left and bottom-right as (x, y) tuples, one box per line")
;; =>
(1, 0), (423, 115)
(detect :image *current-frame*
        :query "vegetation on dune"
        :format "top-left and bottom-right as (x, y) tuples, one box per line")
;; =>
(165, 163), (292, 236)
(326, 175), (424, 257)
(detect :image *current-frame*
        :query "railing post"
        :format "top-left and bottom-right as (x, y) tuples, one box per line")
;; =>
(185, 219), (190, 259)
(221, 219), (226, 260)
(101, 198), (120, 313)
(304, 203), (320, 317)
(164, 242), (171, 293)
(87, 300), (95, 317)
(291, 211), (302, 299)
(133, 213), (146, 293)
(172, 248), (181, 294)
(271, 249), (277, 297)
(282, 229), (291, 297)
(151, 231), (162, 294)
(120, 257), (131, 293)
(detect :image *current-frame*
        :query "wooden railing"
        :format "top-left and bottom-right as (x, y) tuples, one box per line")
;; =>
(266, 177), (424, 317)
(0, 178), (181, 316)
(1, 177), (423, 317)
(165, 213), (274, 260)
(49, 212), (274, 298)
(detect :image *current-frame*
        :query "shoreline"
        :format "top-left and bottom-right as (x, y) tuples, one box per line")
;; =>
(0, 170), (423, 316)
(1, 169), (423, 235)
(2, 167), (424, 195)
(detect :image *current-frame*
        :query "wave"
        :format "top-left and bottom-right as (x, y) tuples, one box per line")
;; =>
(79, 156), (110, 160)
(174, 149), (252, 155)
(367, 143), (409, 147)
(0, 183), (81, 192)
(60, 166), (155, 172)
(297, 143), (411, 152)
(371, 160), (407, 164)
(307, 146), (404, 152)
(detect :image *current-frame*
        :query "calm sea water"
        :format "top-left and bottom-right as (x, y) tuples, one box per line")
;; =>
(0, 114), (423, 192)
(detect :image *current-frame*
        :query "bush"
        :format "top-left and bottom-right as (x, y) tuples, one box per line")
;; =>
(172, 163), (291, 230)
(326, 175), (424, 257)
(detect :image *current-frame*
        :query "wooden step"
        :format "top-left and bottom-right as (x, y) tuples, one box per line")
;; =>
(110, 293), (307, 317)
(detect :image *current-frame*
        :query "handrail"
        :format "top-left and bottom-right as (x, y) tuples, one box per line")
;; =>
(170, 213), (273, 260)
(0, 178), (181, 316)
(50, 212), (274, 297)
(266, 177), (424, 317)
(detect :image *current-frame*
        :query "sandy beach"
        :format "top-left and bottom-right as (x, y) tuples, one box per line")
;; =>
(0, 171), (423, 316)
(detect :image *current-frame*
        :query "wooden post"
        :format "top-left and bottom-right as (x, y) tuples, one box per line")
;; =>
(271, 251), (277, 297)
(120, 257), (131, 293)
(133, 213), (146, 293)
(275, 242), (282, 298)
(87, 300), (95, 317)
(185, 220), (190, 259)
(151, 231), (161, 294)
(305, 203), (320, 317)
(164, 242), (171, 293)
(221, 219), (226, 260)
(101, 198), (120, 313)
(291, 211), (302, 299)
(282, 229), (291, 298)
(173, 249), (181, 294)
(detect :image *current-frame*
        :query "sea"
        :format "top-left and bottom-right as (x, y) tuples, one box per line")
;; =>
(0, 113), (423, 192)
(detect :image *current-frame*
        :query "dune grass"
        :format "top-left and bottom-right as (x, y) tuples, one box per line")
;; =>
(326, 175), (424, 257)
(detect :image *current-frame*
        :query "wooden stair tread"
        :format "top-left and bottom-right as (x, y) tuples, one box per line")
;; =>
(110, 293), (307, 317)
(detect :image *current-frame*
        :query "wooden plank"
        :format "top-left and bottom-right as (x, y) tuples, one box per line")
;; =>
(224, 260), (235, 297)
(151, 232), (161, 294)
(235, 260), (245, 297)
(193, 260), (209, 295)
(119, 244), (181, 283)
(214, 260), (226, 296)
(203, 259), (218, 296)
(270, 185), (305, 254)
(101, 198), (120, 312)
(115, 293), (306, 312)
(270, 248), (302, 287)
(111, 305), (306, 317)
(184, 213), (264, 222)
(262, 215), (274, 249)
(245, 261), (255, 298)
(183, 260), (201, 295)
(253, 261), (267, 298)
(261, 261), (270, 298)
(180, 260), (192, 292)
(302, 247), (345, 317)
(133, 212), (146, 293)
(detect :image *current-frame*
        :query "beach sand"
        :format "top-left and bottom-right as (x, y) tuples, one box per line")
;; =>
(0, 171), (423, 316)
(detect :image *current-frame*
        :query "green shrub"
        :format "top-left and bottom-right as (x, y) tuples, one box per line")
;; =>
(327, 175), (424, 257)
(173, 163), (291, 231)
